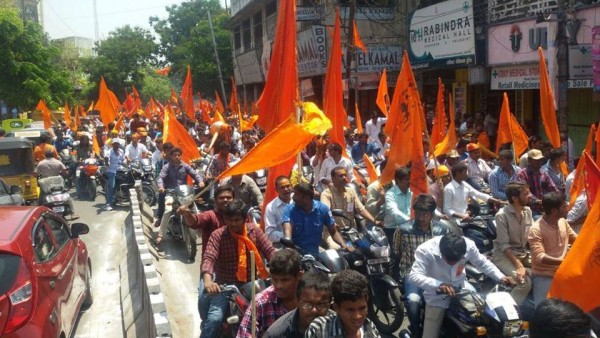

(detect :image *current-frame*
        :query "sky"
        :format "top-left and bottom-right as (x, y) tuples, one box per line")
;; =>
(42, 0), (228, 40)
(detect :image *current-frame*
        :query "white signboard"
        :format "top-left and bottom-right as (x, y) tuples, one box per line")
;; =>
(341, 7), (395, 20)
(569, 44), (592, 80)
(297, 7), (321, 21)
(355, 46), (403, 73)
(488, 0), (558, 24)
(235, 51), (264, 84)
(491, 64), (590, 90)
(408, 0), (475, 67)
(297, 26), (327, 78)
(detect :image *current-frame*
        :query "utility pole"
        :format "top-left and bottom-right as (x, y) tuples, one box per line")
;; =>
(344, 0), (356, 118)
(556, 0), (569, 137)
(93, 0), (100, 42)
(208, 9), (228, 104)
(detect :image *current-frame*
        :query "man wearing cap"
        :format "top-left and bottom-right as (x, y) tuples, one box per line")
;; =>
(465, 143), (492, 193)
(444, 150), (460, 169)
(103, 139), (126, 211)
(516, 149), (558, 213)
(129, 112), (147, 132)
(125, 133), (149, 165)
(429, 165), (452, 217)
(489, 150), (519, 201)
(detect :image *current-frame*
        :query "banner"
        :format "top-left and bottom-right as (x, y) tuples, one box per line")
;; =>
(593, 26), (600, 92)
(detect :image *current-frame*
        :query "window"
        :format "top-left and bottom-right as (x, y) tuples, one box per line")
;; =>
(253, 12), (263, 47)
(33, 224), (56, 262)
(265, 0), (277, 17)
(45, 217), (70, 250)
(234, 26), (241, 50)
(242, 19), (251, 50)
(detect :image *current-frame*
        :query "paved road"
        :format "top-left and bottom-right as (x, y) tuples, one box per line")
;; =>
(71, 197), (129, 338)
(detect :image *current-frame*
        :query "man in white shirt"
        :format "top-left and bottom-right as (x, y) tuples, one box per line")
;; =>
(318, 143), (356, 187)
(364, 111), (387, 143)
(265, 176), (293, 244)
(443, 162), (503, 220)
(125, 133), (149, 164)
(465, 143), (492, 193)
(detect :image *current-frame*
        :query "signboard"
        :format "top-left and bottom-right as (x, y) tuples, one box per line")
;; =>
(488, 0), (558, 24)
(297, 26), (327, 78)
(487, 19), (556, 65)
(355, 46), (402, 73)
(341, 7), (395, 20)
(569, 44), (592, 80)
(594, 26), (600, 92)
(491, 64), (591, 90)
(297, 6), (322, 21)
(235, 51), (264, 84)
(408, 0), (475, 68)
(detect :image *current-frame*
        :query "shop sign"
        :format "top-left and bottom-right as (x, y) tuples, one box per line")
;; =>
(355, 46), (402, 73)
(341, 7), (394, 20)
(297, 7), (322, 21)
(297, 26), (327, 78)
(408, 0), (475, 68)
(569, 44), (592, 80)
(488, 0), (558, 24)
(491, 64), (591, 89)
(235, 50), (264, 84)
(487, 19), (556, 65)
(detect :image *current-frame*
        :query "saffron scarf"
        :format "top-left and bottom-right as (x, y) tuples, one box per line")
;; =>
(229, 224), (269, 282)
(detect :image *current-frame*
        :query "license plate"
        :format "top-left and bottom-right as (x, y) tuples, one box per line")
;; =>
(76, 169), (81, 177)
(53, 206), (65, 213)
(256, 177), (266, 185)
(367, 257), (390, 265)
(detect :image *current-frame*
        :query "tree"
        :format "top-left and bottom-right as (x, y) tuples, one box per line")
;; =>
(140, 69), (172, 102)
(83, 25), (158, 101)
(150, 0), (233, 98)
(0, 8), (73, 110)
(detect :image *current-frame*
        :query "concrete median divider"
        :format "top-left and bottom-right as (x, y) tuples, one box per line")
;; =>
(119, 181), (172, 337)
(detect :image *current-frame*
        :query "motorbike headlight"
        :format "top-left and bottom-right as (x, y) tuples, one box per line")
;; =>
(179, 195), (194, 206)
(370, 244), (390, 258)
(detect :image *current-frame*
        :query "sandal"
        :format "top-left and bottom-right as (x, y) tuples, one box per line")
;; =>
(155, 236), (163, 247)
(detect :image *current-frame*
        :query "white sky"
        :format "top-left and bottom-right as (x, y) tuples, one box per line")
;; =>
(42, 0), (229, 40)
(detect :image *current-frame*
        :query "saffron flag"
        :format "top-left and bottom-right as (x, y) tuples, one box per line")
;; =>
(113, 112), (125, 132)
(217, 102), (331, 180)
(355, 103), (364, 133)
(431, 78), (446, 148)
(132, 85), (142, 111)
(123, 93), (135, 114)
(95, 77), (118, 127)
(256, 0), (298, 134)
(380, 52), (422, 185)
(36, 99), (53, 130)
(63, 102), (71, 127)
(322, 9), (348, 150)
(363, 154), (378, 183)
(229, 76), (239, 113)
(215, 91), (226, 115)
(495, 92), (529, 158)
(163, 106), (201, 163)
(410, 97), (429, 198)
(595, 123), (600, 166)
(584, 152), (600, 206)
(353, 20), (367, 53)
(92, 133), (101, 156)
(434, 94), (458, 157)
(538, 48), (561, 148)
(213, 110), (225, 123)
(170, 87), (179, 105)
(155, 66), (171, 76)
(376, 68), (389, 117)
(548, 184), (600, 312)
(72, 105), (80, 132)
(569, 125), (596, 206)
(87, 101), (93, 113)
(180, 66), (195, 120)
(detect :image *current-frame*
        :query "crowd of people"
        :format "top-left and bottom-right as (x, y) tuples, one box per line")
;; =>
(28, 105), (597, 337)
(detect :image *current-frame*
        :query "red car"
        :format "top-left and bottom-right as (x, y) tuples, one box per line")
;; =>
(0, 206), (92, 337)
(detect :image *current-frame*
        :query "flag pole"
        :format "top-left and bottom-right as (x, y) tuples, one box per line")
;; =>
(250, 251), (257, 338)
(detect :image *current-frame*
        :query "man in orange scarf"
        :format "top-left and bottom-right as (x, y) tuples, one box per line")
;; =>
(200, 200), (276, 338)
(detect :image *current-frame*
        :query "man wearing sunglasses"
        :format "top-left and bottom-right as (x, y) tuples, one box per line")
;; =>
(408, 232), (514, 338)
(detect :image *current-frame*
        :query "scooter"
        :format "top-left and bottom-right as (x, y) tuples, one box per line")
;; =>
(332, 209), (404, 334)
(76, 157), (99, 201)
(38, 175), (73, 217)
(165, 185), (199, 261)
(59, 148), (76, 189)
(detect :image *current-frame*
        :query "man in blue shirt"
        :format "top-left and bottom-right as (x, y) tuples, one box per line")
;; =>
(351, 132), (379, 164)
(489, 150), (519, 201)
(282, 182), (350, 256)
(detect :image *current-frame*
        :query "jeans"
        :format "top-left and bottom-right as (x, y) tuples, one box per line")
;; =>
(106, 171), (116, 205)
(532, 274), (553, 308)
(198, 291), (228, 338)
(404, 278), (424, 338)
(156, 191), (166, 219)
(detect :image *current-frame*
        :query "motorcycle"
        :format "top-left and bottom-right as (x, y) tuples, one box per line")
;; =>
(165, 185), (198, 261)
(38, 176), (73, 217)
(59, 148), (76, 189)
(76, 157), (99, 201)
(248, 168), (267, 193)
(98, 164), (157, 206)
(279, 238), (348, 278)
(138, 157), (155, 182)
(332, 209), (405, 334)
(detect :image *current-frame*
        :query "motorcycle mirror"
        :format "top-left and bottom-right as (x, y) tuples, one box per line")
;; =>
(330, 209), (345, 217)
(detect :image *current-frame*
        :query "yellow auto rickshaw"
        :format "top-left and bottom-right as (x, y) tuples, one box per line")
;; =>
(0, 138), (39, 204)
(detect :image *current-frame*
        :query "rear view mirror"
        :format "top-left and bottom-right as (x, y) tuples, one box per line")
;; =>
(10, 185), (22, 195)
(71, 223), (90, 237)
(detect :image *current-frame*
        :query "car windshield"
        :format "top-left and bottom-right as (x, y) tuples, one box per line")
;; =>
(0, 148), (34, 175)
(0, 253), (20, 294)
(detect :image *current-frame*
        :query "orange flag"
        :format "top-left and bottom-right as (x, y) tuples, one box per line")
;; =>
(380, 52), (422, 185)
(180, 66), (195, 120)
(63, 102), (71, 126)
(163, 106), (201, 163)
(595, 123), (600, 166)
(123, 93), (135, 114)
(434, 94), (458, 157)
(113, 112), (125, 132)
(363, 154), (378, 183)
(170, 87), (179, 105)
(548, 184), (600, 312)
(72, 105), (80, 132)
(353, 20), (367, 53)
(108, 89), (121, 111)
(322, 9), (348, 150)
(495, 92), (529, 158)
(86, 101), (93, 113)
(213, 110), (225, 123)
(375, 68), (389, 116)
(229, 77), (239, 113)
(256, 0), (298, 134)
(36, 99), (53, 130)
(132, 85), (142, 110)
(569, 125), (596, 206)
(95, 77), (118, 127)
(410, 98), (429, 198)
(584, 152), (600, 206)
(215, 91), (226, 115)
(217, 102), (331, 180)
(431, 78), (446, 148)
(155, 66), (171, 76)
(354, 103), (364, 133)
(92, 133), (101, 156)
(538, 48), (561, 149)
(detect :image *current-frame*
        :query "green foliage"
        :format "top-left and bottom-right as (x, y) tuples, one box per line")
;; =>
(0, 8), (73, 110)
(151, 0), (232, 98)
(83, 25), (158, 102)
(140, 69), (172, 102)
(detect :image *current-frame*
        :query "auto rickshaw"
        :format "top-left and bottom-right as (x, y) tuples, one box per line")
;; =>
(0, 138), (39, 204)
